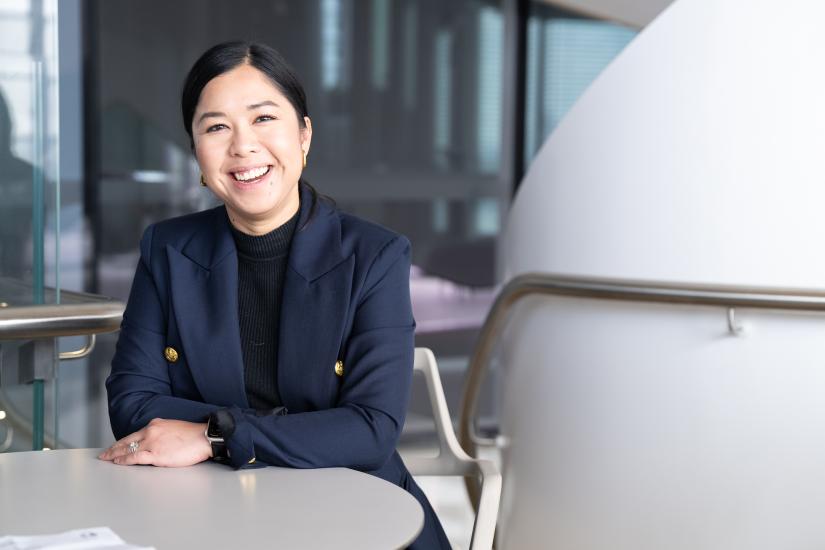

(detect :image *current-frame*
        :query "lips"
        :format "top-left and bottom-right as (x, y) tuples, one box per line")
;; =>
(231, 165), (271, 183)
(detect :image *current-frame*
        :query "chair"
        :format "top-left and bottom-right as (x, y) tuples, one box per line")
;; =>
(406, 347), (501, 550)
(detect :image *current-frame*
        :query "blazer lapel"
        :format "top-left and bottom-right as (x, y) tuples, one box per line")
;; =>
(168, 207), (249, 408)
(277, 186), (354, 411)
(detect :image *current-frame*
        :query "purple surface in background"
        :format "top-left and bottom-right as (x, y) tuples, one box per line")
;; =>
(410, 265), (497, 334)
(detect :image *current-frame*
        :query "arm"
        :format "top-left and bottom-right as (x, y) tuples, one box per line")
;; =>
(107, 319), (221, 438)
(223, 235), (415, 470)
(106, 226), (219, 439)
(105, 228), (415, 472)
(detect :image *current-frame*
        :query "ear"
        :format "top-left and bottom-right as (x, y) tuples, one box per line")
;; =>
(301, 116), (313, 154)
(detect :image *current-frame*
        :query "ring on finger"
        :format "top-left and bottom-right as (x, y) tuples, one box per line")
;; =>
(128, 440), (140, 454)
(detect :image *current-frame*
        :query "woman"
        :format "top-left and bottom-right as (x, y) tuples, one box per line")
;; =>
(100, 41), (450, 548)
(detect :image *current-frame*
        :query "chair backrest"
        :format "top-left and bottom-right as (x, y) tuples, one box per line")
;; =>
(407, 347), (501, 550)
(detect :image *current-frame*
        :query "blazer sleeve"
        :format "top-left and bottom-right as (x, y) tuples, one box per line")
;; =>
(106, 226), (219, 439)
(222, 235), (416, 471)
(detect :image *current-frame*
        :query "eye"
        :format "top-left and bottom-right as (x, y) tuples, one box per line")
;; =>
(255, 114), (277, 123)
(206, 123), (227, 133)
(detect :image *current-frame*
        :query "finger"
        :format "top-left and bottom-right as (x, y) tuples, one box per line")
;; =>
(113, 449), (154, 466)
(99, 442), (131, 460)
(101, 445), (137, 461)
(104, 427), (147, 452)
(99, 436), (144, 460)
(113, 428), (146, 448)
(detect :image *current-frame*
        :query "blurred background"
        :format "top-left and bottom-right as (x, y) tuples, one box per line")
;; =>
(12, 3), (825, 549)
(0, 0), (644, 452)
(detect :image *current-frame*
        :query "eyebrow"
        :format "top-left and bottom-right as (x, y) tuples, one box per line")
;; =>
(197, 101), (281, 124)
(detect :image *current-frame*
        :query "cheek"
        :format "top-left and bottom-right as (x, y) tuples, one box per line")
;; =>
(194, 141), (222, 171)
(263, 129), (303, 162)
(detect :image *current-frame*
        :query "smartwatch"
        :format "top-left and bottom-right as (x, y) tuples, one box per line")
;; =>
(205, 409), (235, 460)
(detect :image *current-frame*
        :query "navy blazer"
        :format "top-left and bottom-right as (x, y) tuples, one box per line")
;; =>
(108, 183), (417, 468)
(106, 184), (451, 548)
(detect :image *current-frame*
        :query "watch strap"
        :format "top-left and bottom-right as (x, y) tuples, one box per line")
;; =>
(206, 409), (235, 460)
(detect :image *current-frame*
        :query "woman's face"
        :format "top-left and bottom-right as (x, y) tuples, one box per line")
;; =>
(192, 64), (311, 235)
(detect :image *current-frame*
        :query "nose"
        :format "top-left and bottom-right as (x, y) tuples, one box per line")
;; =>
(228, 124), (259, 156)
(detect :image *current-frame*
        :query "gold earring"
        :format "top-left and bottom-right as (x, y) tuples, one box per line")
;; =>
(302, 151), (307, 169)
(200, 174), (207, 187)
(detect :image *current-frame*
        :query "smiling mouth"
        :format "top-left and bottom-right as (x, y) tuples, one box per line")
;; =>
(231, 165), (272, 183)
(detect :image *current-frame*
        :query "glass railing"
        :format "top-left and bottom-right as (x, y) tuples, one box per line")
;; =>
(0, 277), (124, 451)
(0, 0), (62, 451)
(0, 1), (60, 286)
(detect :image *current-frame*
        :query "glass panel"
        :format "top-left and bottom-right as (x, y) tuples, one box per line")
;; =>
(524, 2), (637, 167)
(0, 0), (61, 451)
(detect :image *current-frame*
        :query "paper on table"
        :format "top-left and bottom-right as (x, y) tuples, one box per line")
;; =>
(0, 527), (154, 550)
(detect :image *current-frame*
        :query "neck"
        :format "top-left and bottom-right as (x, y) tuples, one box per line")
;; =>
(226, 193), (300, 236)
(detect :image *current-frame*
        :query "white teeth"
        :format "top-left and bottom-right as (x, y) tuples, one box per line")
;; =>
(233, 166), (270, 181)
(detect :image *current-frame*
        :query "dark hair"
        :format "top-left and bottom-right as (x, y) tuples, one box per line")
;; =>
(181, 41), (328, 227)
(181, 40), (308, 148)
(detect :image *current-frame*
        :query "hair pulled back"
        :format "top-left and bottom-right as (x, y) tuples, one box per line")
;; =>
(181, 41), (327, 227)
(181, 41), (309, 149)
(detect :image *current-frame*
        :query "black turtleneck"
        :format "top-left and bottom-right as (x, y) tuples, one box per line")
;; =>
(230, 211), (299, 410)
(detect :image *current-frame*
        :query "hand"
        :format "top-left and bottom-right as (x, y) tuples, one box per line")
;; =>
(98, 418), (212, 467)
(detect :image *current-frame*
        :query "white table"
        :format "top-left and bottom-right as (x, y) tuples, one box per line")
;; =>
(0, 449), (423, 549)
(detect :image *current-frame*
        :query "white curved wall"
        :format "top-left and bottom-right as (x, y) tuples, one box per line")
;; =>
(497, 298), (825, 549)
(499, 0), (825, 548)
(507, 0), (825, 290)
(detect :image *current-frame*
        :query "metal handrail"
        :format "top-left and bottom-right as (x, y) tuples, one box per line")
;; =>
(0, 290), (125, 451)
(0, 301), (124, 340)
(458, 272), (825, 507)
